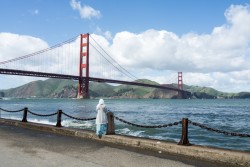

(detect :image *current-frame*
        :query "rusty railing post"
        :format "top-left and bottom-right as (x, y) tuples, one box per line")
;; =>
(106, 112), (115, 135)
(22, 107), (28, 122)
(178, 118), (191, 146)
(56, 109), (62, 127)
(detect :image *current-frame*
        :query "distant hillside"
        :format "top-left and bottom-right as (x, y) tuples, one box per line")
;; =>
(184, 85), (250, 99)
(184, 85), (235, 99)
(1, 79), (77, 98)
(113, 79), (157, 98)
(89, 82), (116, 97)
(0, 78), (249, 99)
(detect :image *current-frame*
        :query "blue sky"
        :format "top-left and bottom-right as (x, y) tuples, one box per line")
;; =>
(1, 0), (247, 44)
(1, 0), (250, 92)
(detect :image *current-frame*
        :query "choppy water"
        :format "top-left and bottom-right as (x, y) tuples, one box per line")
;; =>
(0, 98), (249, 151)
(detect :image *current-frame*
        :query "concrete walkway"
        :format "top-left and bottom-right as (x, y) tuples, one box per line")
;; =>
(0, 123), (233, 167)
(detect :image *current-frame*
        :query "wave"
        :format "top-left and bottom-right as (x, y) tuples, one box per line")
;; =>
(0, 115), (55, 125)
(1, 98), (12, 100)
(62, 120), (94, 129)
(116, 128), (145, 137)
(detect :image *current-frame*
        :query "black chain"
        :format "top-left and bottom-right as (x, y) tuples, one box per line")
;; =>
(28, 110), (57, 117)
(189, 120), (250, 137)
(0, 107), (24, 113)
(115, 116), (181, 128)
(62, 111), (96, 121)
(2, 107), (249, 138)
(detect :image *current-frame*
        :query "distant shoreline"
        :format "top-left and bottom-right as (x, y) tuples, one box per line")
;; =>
(1, 78), (250, 99)
(1, 97), (250, 100)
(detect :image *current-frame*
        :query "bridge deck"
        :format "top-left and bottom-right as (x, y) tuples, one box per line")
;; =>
(0, 68), (190, 94)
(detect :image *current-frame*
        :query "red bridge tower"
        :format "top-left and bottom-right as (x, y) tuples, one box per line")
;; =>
(178, 72), (183, 98)
(78, 33), (89, 99)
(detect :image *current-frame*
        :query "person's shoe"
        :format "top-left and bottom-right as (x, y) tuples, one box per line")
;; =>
(98, 135), (102, 139)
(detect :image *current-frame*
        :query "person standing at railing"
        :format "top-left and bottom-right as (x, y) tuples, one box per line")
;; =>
(96, 99), (108, 138)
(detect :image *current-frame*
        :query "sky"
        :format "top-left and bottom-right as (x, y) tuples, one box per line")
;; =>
(0, 0), (250, 93)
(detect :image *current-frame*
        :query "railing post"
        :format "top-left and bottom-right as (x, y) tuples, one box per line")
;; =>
(56, 110), (62, 127)
(106, 112), (115, 135)
(178, 118), (191, 146)
(22, 107), (28, 122)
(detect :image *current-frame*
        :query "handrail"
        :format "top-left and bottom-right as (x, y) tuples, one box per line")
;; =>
(1, 107), (249, 147)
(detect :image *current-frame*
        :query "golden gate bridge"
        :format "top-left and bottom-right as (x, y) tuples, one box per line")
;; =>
(0, 33), (190, 98)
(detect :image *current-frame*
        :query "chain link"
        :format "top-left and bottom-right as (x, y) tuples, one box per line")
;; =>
(115, 116), (181, 128)
(189, 120), (250, 137)
(62, 111), (96, 121)
(0, 107), (24, 113)
(28, 110), (57, 117)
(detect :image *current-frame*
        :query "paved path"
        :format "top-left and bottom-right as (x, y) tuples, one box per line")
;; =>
(0, 123), (231, 167)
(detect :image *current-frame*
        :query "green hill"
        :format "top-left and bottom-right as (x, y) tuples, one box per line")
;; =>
(1, 79), (77, 98)
(113, 79), (157, 98)
(89, 82), (115, 97)
(184, 85), (239, 99)
(0, 78), (249, 99)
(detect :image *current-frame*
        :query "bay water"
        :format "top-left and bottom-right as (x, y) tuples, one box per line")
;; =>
(0, 98), (249, 151)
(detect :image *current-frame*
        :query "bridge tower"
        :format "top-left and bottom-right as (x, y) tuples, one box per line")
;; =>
(178, 72), (183, 98)
(77, 33), (89, 99)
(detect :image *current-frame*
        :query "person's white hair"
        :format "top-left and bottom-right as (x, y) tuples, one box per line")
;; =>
(98, 99), (105, 105)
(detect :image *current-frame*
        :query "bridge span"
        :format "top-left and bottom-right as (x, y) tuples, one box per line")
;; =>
(0, 68), (191, 97)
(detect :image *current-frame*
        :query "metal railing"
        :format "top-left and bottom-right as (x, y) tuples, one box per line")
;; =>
(0, 107), (249, 146)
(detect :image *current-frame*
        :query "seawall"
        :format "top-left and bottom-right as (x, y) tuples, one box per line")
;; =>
(0, 118), (249, 166)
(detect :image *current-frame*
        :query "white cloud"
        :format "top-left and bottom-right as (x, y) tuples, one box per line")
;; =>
(70, 0), (101, 20)
(34, 9), (39, 15)
(29, 9), (39, 15)
(95, 26), (113, 40)
(100, 4), (250, 74)
(0, 33), (48, 61)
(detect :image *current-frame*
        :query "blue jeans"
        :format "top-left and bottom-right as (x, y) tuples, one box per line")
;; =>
(96, 124), (107, 136)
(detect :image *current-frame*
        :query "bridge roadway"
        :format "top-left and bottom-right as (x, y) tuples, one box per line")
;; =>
(0, 68), (190, 94)
(0, 121), (233, 167)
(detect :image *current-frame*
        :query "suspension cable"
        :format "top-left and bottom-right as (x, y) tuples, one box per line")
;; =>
(0, 35), (79, 65)
(90, 42), (137, 81)
(90, 35), (138, 81)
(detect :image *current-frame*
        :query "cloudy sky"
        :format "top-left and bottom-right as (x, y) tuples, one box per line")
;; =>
(0, 0), (250, 93)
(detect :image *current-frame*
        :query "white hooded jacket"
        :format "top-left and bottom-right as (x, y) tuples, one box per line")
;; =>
(96, 99), (108, 124)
